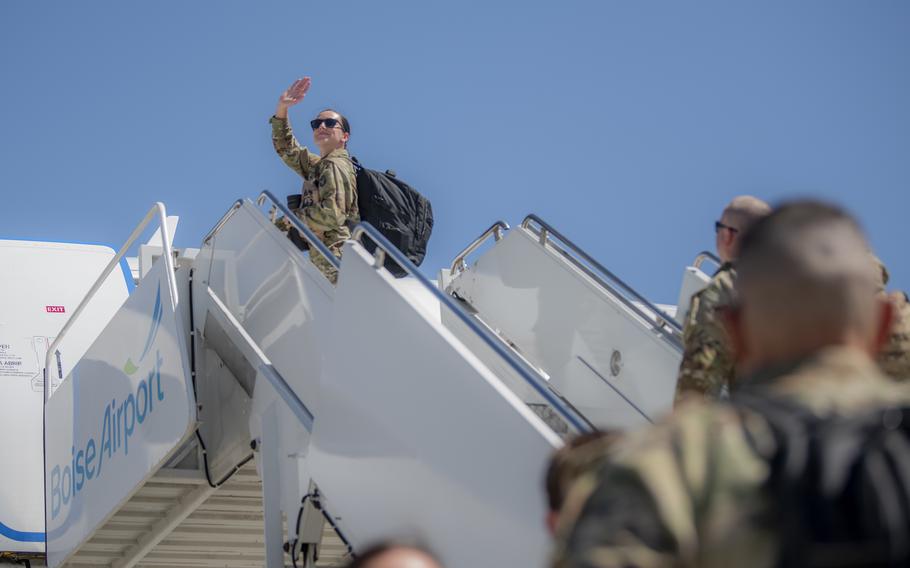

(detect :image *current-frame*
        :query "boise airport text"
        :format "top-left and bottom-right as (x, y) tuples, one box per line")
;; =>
(49, 351), (166, 519)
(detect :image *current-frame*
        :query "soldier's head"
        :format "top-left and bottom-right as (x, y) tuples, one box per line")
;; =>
(544, 430), (620, 535)
(346, 541), (443, 568)
(726, 200), (894, 375)
(311, 108), (350, 155)
(715, 196), (771, 263)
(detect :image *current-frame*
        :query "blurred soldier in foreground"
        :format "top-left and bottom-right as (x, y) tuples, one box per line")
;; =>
(270, 76), (359, 284)
(552, 200), (910, 568)
(544, 431), (620, 536)
(674, 196), (771, 405)
(345, 541), (443, 568)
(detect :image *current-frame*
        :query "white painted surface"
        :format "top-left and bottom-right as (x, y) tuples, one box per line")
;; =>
(0, 239), (130, 552)
(675, 266), (712, 325)
(193, 201), (332, 491)
(446, 227), (682, 430)
(146, 216), (179, 248)
(44, 259), (194, 567)
(311, 241), (561, 568)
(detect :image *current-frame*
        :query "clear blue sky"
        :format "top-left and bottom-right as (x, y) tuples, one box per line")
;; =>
(2, 1), (908, 302)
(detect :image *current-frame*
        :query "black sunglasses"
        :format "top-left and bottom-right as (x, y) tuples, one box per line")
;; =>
(715, 221), (739, 234)
(310, 118), (344, 131)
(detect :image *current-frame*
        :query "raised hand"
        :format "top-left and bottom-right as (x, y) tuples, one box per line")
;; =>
(276, 77), (311, 118)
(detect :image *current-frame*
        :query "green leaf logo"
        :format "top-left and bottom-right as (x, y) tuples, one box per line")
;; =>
(123, 358), (139, 376)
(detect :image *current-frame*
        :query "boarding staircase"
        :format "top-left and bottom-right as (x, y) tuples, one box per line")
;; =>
(4, 193), (716, 567)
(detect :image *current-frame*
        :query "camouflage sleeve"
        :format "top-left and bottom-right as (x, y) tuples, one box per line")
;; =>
(878, 291), (910, 382)
(552, 466), (677, 568)
(551, 406), (775, 568)
(270, 116), (318, 177)
(300, 159), (357, 239)
(674, 280), (735, 405)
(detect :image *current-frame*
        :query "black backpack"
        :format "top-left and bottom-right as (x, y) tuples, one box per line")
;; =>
(351, 157), (434, 277)
(734, 392), (910, 568)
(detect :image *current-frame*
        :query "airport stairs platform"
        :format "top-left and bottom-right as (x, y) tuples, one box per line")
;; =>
(8, 193), (712, 567)
(61, 463), (346, 568)
(439, 215), (685, 430)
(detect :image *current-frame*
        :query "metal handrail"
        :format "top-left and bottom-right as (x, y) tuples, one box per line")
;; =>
(693, 250), (722, 271)
(202, 199), (243, 245)
(44, 203), (179, 402)
(449, 221), (510, 275)
(351, 222), (593, 434)
(205, 287), (314, 432)
(521, 214), (683, 341)
(255, 190), (340, 270)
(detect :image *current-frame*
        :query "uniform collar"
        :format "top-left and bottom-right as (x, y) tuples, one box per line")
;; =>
(320, 148), (350, 161)
(715, 261), (735, 277)
(737, 346), (882, 391)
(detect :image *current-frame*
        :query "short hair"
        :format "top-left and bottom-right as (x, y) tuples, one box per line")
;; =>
(320, 108), (351, 134)
(345, 540), (441, 568)
(721, 195), (771, 232)
(544, 430), (620, 512)
(736, 200), (878, 339)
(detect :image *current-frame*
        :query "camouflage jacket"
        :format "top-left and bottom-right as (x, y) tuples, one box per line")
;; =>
(879, 291), (910, 381)
(674, 263), (737, 405)
(269, 116), (359, 249)
(552, 347), (910, 568)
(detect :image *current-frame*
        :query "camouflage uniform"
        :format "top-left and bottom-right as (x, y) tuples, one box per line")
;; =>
(548, 432), (621, 513)
(270, 116), (359, 284)
(674, 263), (737, 405)
(879, 291), (910, 381)
(552, 347), (910, 568)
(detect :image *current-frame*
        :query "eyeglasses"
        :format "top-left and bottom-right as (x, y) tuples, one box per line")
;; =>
(715, 221), (739, 234)
(310, 118), (344, 131)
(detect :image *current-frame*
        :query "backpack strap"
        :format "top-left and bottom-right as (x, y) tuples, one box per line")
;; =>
(350, 155), (364, 174)
(733, 392), (814, 567)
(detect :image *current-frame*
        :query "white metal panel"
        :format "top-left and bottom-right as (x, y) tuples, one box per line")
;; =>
(311, 241), (561, 568)
(0, 239), (131, 552)
(675, 266), (712, 325)
(447, 227), (682, 430)
(193, 200), (332, 488)
(44, 259), (194, 567)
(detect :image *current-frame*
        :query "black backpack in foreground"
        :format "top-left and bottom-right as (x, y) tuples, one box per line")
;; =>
(351, 156), (434, 278)
(734, 392), (910, 568)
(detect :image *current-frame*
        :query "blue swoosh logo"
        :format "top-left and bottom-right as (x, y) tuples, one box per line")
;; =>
(138, 286), (163, 363)
(123, 285), (162, 375)
(0, 520), (44, 543)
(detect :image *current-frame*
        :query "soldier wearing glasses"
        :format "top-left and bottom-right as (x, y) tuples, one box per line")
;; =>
(269, 77), (359, 284)
(552, 201), (910, 568)
(674, 195), (771, 405)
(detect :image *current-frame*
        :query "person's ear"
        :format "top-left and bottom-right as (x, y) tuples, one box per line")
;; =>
(546, 510), (559, 536)
(872, 295), (896, 355)
(342, 131), (350, 145)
